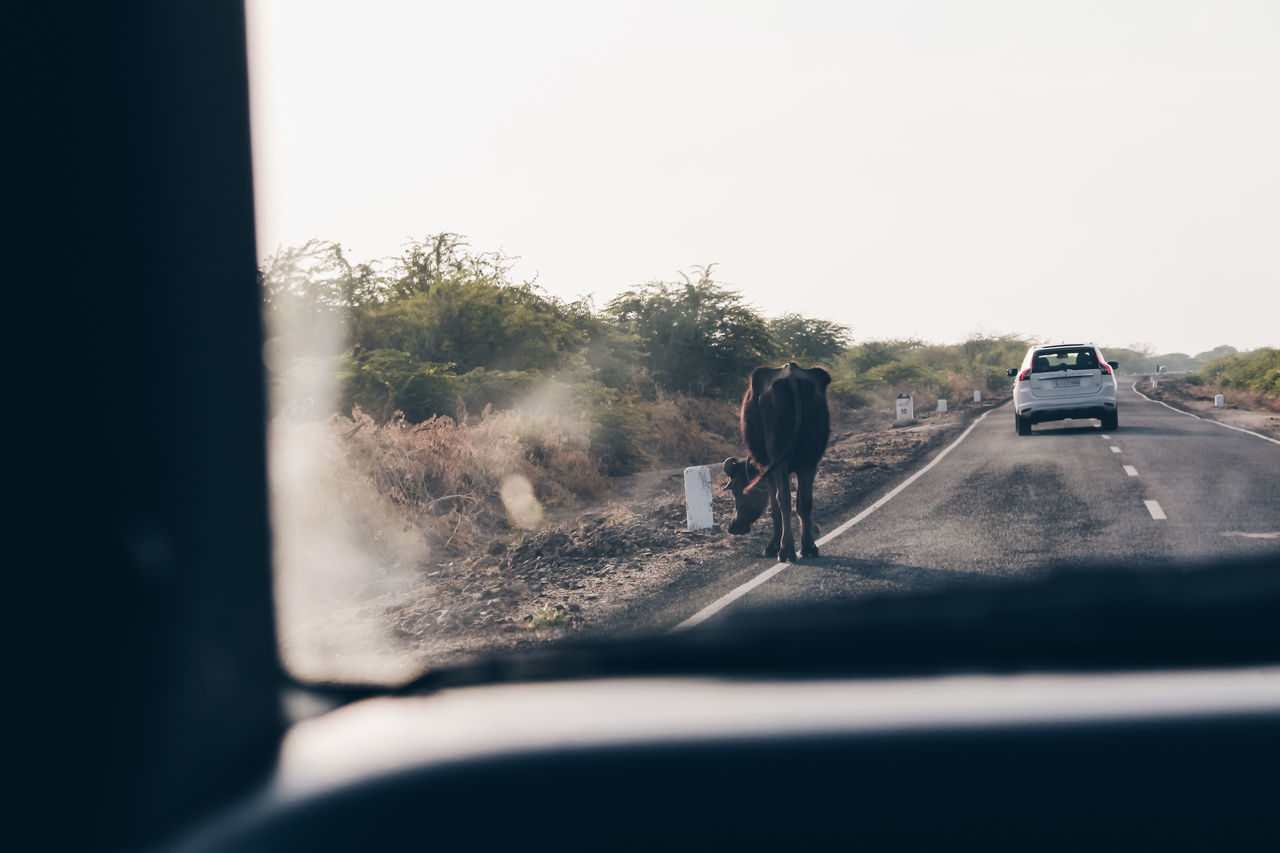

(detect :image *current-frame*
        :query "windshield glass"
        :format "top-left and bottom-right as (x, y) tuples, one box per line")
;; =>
(245, 1), (1280, 685)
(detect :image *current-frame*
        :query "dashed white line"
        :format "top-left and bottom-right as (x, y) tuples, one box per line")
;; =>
(1123, 465), (1138, 477)
(1144, 500), (1167, 520)
(1100, 434), (1111, 440)
(670, 407), (998, 632)
(1110, 446), (1121, 453)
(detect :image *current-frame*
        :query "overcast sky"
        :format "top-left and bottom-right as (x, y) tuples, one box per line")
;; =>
(245, 0), (1278, 356)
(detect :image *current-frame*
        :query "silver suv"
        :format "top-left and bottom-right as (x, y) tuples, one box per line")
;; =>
(1006, 344), (1118, 435)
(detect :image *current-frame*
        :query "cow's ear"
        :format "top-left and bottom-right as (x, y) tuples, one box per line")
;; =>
(809, 366), (832, 390)
(744, 460), (761, 477)
(749, 365), (776, 399)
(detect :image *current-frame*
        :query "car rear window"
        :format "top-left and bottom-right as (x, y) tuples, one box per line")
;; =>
(1031, 348), (1099, 372)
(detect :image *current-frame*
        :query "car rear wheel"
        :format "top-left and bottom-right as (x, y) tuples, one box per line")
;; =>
(1101, 411), (1118, 431)
(1015, 413), (1031, 436)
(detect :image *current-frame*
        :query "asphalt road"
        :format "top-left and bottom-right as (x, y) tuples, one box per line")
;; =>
(674, 382), (1280, 630)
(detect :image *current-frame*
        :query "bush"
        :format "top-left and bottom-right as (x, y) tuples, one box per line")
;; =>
(1199, 348), (1280, 396)
(453, 367), (537, 418)
(984, 368), (1013, 392)
(827, 379), (872, 410)
(605, 267), (776, 397)
(590, 401), (648, 476)
(588, 393), (739, 476)
(819, 335), (1028, 416)
(530, 606), (569, 629)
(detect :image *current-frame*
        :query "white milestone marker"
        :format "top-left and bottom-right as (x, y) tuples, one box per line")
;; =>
(684, 465), (714, 531)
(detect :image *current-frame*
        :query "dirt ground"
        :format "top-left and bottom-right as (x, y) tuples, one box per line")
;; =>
(375, 394), (1010, 671)
(1134, 377), (1280, 440)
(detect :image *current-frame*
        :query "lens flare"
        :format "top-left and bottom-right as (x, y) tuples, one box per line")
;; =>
(500, 473), (544, 529)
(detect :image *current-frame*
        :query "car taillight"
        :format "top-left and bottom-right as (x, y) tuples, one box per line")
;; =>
(1099, 362), (1112, 375)
(1018, 368), (1031, 381)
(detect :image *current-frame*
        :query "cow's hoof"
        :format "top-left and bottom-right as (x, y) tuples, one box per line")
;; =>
(779, 546), (797, 563)
(801, 544), (820, 558)
(762, 545), (779, 558)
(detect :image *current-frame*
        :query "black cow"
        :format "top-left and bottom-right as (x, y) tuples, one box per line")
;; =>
(723, 362), (831, 562)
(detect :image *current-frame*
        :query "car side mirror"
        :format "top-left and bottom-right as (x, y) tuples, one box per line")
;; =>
(1006, 368), (1017, 377)
(1108, 361), (1119, 371)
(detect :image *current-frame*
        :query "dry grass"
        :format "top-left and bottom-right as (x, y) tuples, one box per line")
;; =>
(301, 394), (736, 561)
(271, 394), (741, 679)
(1188, 384), (1280, 414)
(334, 405), (611, 555)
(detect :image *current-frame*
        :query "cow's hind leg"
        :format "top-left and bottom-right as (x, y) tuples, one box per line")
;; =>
(797, 466), (819, 558)
(762, 488), (783, 558)
(776, 470), (797, 562)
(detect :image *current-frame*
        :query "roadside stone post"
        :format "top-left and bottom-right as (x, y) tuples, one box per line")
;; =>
(684, 465), (714, 531)
(1215, 394), (1225, 408)
(973, 390), (982, 403)
(896, 394), (914, 424)
(937, 399), (948, 413)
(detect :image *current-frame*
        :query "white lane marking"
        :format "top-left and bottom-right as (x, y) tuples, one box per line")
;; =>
(1222, 531), (1280, 539)
(1100, 434), (1111, 439)
(1123, 465), (1139, 477)
(670, 407), (998, 632)
(815, 408), (996, 547)
(1131, 383), (1280, 446)
(1110, 446), (1121, 453)
(1144, 500), (1167, 520)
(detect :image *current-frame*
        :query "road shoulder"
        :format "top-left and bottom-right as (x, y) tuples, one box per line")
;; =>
(1131, 378), (1280, 441)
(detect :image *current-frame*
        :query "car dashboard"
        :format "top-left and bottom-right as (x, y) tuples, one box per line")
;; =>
(173, 663), (1280, 851)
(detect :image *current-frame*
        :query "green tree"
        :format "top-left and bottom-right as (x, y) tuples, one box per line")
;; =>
(605, 265), (775, 397)
(355, 280), (585, 374)
(768, 313), (851, 364)
(1192, 345), (1238, 369)
(260, 239), (385, 357)
(845, 339), (923, 375)
(565, 299), (651, 394)
(386, 233), (512, 300)
(352, 234), (589, 374)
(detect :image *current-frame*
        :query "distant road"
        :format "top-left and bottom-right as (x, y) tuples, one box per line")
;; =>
(675, 383), (1280, 628)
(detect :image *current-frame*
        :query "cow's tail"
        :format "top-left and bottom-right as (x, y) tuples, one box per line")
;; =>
(744, 375), (804, 495)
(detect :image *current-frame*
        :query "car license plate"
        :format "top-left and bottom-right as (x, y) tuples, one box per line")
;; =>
(1054, 378), (1081, 387)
